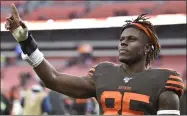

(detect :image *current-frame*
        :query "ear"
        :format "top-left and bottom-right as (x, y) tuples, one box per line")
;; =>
(144, 44), (152, 55)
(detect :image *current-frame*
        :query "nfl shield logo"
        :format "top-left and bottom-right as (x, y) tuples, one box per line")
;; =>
(123, 77), (132, 83)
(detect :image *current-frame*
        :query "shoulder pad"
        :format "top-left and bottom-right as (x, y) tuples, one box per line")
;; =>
(88, 61), (118, 76)
(157, 68), (180, 76)
(93, 61), (118, 68)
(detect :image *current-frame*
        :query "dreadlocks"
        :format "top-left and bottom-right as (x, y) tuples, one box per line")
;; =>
(121, 14), (161, 67)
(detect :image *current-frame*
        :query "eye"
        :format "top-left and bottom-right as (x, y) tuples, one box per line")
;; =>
(128, 36), (137, 41)
(120, 37), (125, 42)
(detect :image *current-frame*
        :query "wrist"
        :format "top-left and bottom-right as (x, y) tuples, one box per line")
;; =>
(12, 26), (28, 42)
(19, 32), (38, 56)
(22, 48), (44, 67)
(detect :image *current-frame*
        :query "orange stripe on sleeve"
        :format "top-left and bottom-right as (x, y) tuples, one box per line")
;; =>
(169, 75), (183, 81)
(166, 80), (184, 88)
(165, 86), (184, 95)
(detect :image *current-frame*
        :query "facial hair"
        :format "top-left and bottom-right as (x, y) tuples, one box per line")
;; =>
(119, 49), (145, 65)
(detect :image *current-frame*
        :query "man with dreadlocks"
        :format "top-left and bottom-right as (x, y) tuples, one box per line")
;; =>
(6, 4), (184, 115)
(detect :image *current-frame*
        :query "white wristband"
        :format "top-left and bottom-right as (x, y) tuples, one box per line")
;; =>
(21, 48), (44, 67)
(157, 110), (180, 115)
(12, 26), (28, 42)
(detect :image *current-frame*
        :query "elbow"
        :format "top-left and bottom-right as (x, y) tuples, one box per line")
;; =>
(75, 90), (95, 98)
(76, 92), (87, 98)
(75, 84), (96, 98)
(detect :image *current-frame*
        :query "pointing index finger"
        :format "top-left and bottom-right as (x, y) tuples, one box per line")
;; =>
(11, 4), (19, 18)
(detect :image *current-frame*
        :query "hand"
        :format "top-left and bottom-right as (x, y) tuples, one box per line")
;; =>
(5, 4), (43, 67)
(5, 4), (28, 42)
(5, 4), (21, 32)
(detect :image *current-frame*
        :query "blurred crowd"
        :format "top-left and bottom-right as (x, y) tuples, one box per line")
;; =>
(1, 71), (99, 115)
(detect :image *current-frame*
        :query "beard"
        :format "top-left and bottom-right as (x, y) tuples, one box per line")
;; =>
(119, 50), (145, 65)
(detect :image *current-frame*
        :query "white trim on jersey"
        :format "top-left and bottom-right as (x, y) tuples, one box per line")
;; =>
(157, 110), (180, 115)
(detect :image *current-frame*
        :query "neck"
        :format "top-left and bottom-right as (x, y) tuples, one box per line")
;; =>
(122, 60), (147, 74)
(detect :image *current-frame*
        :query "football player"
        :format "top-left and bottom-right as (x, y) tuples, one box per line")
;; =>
(5, 4), (184, 115)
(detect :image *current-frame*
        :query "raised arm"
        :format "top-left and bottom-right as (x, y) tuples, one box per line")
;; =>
(5, 4), (95, 98)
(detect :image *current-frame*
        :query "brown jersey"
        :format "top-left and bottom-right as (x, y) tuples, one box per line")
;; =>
(88, 62), (184, 115)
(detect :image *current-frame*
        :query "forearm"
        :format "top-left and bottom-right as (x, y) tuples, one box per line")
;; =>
(34, 59), (95, 98)
(34, 59), (58, 90)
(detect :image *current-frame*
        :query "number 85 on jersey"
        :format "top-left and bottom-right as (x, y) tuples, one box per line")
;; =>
(100, 91), (150, 115)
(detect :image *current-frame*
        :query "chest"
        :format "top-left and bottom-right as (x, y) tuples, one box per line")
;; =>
(95, 69), (159, 115)
(96, 68), (159, 96)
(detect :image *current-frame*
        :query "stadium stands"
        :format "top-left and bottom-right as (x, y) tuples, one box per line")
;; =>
(85, 1), (159, 18)
(23, 6), (85, 20)
(152, 1), (186, 14)
(1, 1), (186, 22)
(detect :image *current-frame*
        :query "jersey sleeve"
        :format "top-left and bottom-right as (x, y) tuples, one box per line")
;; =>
(164, 70), (184, 97)
(87, 61), (114, 79)
(87, 62), (103, 79)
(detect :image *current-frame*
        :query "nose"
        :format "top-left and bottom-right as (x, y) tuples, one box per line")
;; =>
(120, 39), (128, 47)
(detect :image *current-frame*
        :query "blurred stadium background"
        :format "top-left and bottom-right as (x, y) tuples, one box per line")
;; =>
(1, 1), (186, 115)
